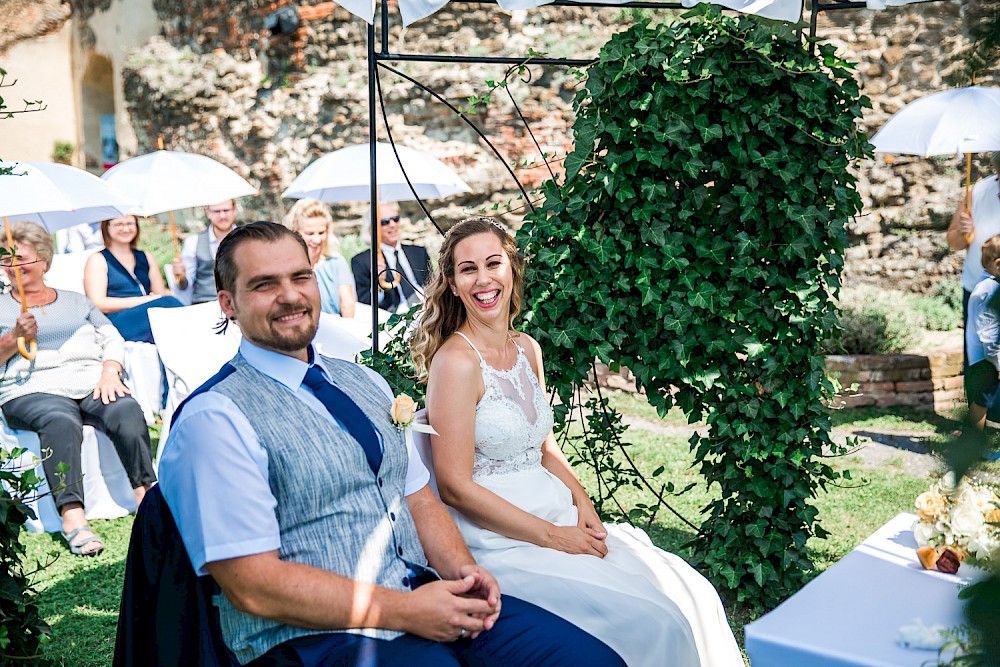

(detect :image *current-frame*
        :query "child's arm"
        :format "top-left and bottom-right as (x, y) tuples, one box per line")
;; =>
(977, 302), (1000, 371)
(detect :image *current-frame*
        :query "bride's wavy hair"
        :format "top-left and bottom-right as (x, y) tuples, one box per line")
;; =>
(411, 216), (524, 382)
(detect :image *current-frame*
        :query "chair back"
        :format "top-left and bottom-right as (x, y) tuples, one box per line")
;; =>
(411, 408), (440, 497)
(314, 312), (369, 361)
(45, 250), (94, 293)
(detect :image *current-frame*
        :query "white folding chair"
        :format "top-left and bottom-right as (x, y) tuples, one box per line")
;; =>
(410, 408), (440, 497)
(44, 251), (94, 294)
(148, 301), (242, 454)
(0, 415), (137, 533)
(314, 312), (370, 361)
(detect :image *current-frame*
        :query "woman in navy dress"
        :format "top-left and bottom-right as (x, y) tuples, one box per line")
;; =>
(83, 215), (183, 343)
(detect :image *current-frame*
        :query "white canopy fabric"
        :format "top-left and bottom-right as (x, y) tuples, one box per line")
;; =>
(337, 0), (929, 28)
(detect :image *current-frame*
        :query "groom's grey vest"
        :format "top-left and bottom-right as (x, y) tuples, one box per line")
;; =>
(209, 354), (427, 664)
(191, 230), (217, 304)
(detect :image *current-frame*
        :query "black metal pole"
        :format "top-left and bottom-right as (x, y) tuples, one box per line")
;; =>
(368, 16), (380, 350)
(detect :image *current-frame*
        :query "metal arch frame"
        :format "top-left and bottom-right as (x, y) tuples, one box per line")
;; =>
(363, 0), (939, 346)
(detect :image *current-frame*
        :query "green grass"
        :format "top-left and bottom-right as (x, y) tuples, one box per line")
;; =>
(829, 404), (962, 433)
(20, 403), (960, 664)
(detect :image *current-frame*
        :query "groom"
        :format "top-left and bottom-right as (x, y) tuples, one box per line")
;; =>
(157, 222), (624, 666)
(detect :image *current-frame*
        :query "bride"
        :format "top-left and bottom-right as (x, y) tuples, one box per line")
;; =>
(411, 217), (744, 667)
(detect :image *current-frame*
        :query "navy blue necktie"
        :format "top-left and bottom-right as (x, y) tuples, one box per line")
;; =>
(301, 365), (382, 473)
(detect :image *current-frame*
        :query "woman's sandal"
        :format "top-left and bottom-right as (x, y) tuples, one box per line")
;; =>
(61, 524), (104, 557)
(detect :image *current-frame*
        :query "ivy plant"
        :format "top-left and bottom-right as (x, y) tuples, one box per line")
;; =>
(518, 8), (871, 607)
(0, 448), (54, 665)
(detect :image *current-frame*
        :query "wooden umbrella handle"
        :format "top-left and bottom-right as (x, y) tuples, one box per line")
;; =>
(17, 337), (36, 361)
(962, 153), (974, 245)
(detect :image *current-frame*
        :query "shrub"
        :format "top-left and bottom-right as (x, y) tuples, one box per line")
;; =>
(910, 291), (960, 332)
(933, 279), (964, 313)
(826, 287), (925, 354)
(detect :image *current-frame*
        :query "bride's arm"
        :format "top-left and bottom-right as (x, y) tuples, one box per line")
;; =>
(523, 335), (608, 538)
(427, 344), (607, 557)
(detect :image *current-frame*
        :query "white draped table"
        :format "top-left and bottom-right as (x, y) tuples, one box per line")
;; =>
(745, 513), (983, 667)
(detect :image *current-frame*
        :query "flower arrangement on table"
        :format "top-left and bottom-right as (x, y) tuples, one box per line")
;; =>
(912, 479), (1000, 574)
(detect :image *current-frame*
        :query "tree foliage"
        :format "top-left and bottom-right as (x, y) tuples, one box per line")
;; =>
(518, 8), (871, 607)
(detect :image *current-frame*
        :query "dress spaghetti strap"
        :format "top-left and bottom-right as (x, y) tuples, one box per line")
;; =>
(454, 331), (486, 363)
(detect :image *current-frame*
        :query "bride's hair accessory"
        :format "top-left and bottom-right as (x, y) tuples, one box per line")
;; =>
(446, 216), (508, 238)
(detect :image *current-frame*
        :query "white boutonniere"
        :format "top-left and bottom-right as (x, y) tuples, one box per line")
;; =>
(391, 393), (438, 435)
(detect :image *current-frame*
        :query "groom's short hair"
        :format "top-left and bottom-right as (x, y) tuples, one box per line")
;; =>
(214, 221), (308, 294)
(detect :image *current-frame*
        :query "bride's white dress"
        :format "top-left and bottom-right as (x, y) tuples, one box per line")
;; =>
(447, 333), (744, 667)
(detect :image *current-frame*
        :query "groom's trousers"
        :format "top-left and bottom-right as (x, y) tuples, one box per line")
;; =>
(246, 594), (625, 667)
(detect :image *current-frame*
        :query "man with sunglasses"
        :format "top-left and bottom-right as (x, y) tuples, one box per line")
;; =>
(351, 202), (432, 314)
(172, 199), (241, 304)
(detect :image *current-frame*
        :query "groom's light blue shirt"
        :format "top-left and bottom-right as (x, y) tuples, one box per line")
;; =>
(159, 338), (430, 576)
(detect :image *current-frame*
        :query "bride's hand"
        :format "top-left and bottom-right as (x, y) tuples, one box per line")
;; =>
(546, 525), (609, 558)
(575, 497), (608, 541)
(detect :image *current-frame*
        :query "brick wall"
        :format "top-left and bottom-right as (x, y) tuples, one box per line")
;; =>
(594, 350), (965, 413)
(826, 350), (964, 411)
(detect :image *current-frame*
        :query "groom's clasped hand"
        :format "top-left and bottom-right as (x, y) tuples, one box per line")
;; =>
(405, 565), (500, 641)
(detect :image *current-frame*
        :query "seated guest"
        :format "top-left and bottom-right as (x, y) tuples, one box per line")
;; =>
(172, 199), (239, 304)
(159, 222), (625, 667)
(0, 221), (156, 556)
(283, 198), (356, 317)
(352, 201), (432, 313)
(83, 215), (184, 343)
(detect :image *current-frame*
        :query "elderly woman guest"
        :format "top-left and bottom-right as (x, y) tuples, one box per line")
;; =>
(283, 198), (356, 317)
(412, 217), (744, 667)
(83, 215), (184, 343)
(1, 221), (156, 556)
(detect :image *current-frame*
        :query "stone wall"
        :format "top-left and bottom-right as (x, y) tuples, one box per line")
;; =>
(117, 1), (997, 284)
(0, 1), (982, 280)
(819, 2), (998, 293)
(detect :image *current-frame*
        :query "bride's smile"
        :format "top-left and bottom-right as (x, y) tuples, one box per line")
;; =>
(450, 233), (513, 320)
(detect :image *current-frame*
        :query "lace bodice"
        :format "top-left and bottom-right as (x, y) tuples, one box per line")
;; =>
(455, 333), (554, 480)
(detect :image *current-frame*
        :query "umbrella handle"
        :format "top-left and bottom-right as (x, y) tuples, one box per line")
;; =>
(17, 336), (36, 361)
(962, 152), (974, 245)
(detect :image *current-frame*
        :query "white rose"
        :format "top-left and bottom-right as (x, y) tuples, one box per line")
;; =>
(967, 487), (998, 513)
(951, 504), (985, 540)
(912, 521), (939, 547)
(968, 531), (1000, 561)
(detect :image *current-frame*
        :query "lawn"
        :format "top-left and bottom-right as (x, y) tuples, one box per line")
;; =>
(19, 398), (962, 665)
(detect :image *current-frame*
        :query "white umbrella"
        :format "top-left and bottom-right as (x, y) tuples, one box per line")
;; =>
(281, 142), (471, 203)
(871, 85), (1000, 243)
(871, 86), (1000, 157)
(0, 160), (136, 231)
(101, 150), (257, 216)
(0, 160), (137, 359)
(102, 149), (257, 258)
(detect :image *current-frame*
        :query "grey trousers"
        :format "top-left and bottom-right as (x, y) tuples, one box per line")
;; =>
(3, 392), (156, 511)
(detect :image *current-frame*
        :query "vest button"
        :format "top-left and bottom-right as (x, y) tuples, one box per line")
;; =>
(402, 576), (409, 587)
(398, 546), (404, 556)
(378, 478), (384, 487)
(390, 512), (396, 521)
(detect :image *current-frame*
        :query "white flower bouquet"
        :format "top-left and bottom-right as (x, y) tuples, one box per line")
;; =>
(912, 479), (1000, 573)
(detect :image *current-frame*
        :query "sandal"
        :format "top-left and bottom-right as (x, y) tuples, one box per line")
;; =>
(62, 524), (104, 557)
